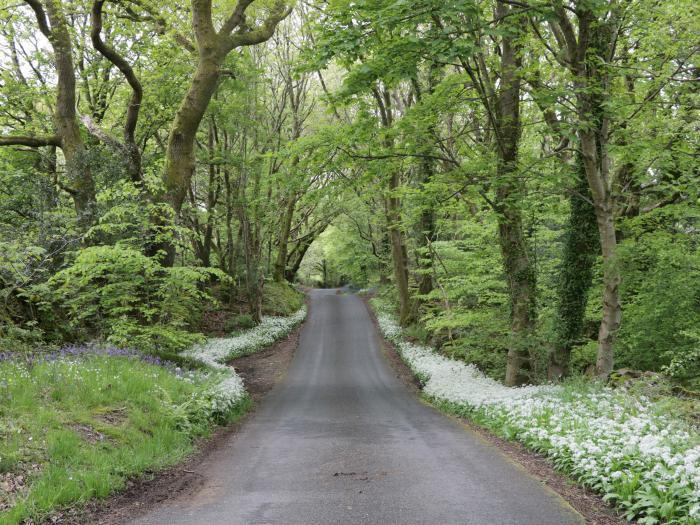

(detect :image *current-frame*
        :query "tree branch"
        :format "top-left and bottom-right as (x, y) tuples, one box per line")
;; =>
(219, 0), (254, 36)
(90, 0), (143, 146)
(0, 135), (60, 147)
(80, 114), (125, 152)
(225, 1), (291, 51)
(23, 0), (51, 37)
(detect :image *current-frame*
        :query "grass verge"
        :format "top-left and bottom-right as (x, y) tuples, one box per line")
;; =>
(0, 354), (248, 525)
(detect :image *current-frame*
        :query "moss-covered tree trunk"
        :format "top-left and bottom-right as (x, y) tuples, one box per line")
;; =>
(160, 0), (290, 265)
(385, 172), (414, 326)
(274, 192), (297, 282)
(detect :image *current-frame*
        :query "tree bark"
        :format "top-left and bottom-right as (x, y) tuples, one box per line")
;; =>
(417, 156), (436, 297)
(18, 0), (97, 229)
(494, 0), (534, 386)
(385, 174), (414, 326)
(164, 53), (223, 217)
(580, 125), (620, 378)
(274, 192), (297, 281)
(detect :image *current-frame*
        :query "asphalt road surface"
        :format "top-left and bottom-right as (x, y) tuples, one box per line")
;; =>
(132, 289), (584, 525)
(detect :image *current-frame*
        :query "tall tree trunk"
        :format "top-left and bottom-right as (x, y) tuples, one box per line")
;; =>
(417, 156), (436, 297)
(548, 152), (599, 379)
(412, 64), (441, 299)
(164, 53), (222, 217)
(274, 193), (296, 281)
(385, 174), (414, 326)
(378, 231), (391, 285)
(494, 0), (535, 386)
(498, 193), (536, 386)
(286, 240), (312, 281)
(240, 210), (263, 323)
(574, 8), (621, 379)
(580, 123), (620, 378)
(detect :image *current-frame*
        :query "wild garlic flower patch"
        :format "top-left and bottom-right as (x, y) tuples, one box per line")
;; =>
(183, 306), (306, 418)
(184, 306), (307, 368)
(373, 302), (700, 525)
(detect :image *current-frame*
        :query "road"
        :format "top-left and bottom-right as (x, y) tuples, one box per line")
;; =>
(132, 289), (584, 525)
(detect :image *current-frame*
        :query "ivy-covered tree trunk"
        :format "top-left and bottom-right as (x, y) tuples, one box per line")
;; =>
(553, 5), (621, 379)
(549, 152), (599, 379)
(417, 197), (436, 297)
(412, 68), (440, 300)
(415, 144), (437, 300)
(497, 186), (536, 387)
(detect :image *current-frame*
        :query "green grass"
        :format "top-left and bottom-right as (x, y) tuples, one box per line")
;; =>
(262, 281), (304, 316)
(0, 355), (248, 525)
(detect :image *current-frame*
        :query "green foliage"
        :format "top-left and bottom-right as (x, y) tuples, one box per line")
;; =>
(262, 281), (304, 316)
(403, 323), (429, 344)
(0, 355), (249, 524)
(569, 341), (598, 375)
(45, 246), (224, 352)
(615, 212), (700, 372)
(224, 313), (256, 333)
(663, 331), (700, 384)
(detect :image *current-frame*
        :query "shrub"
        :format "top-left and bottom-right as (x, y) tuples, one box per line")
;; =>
(45, 246), (225, 352)
(224, 314), (256, 333)
(262, 281), (304, 316)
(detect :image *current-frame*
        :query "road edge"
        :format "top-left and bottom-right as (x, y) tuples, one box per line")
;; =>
(360, 294), (630, 525)
(53, 297), (309, 525)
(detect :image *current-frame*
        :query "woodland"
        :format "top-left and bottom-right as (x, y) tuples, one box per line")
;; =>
(2, 0), (698, 384)
(0, 0), (699, 522)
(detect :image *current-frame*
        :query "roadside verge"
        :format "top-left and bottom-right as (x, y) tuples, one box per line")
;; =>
(364, 296), (698, 525)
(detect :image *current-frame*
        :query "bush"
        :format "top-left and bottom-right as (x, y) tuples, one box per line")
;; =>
(44, 246), (224, 352)
(0, 323), (47, 354)
(262, 281), (304, 316)
(224, 314), (256, 333)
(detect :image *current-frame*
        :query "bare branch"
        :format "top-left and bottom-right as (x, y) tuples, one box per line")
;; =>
(23, 0), (51, 37)
(0, 135), (60, 147)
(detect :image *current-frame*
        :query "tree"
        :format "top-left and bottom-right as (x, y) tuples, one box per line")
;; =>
(162, 0), (291, 224)
(1, 0), (96, 229)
